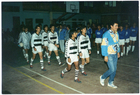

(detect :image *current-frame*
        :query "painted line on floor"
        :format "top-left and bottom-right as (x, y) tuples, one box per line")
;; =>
(22, 66), (85, 94)
(4, 64), (64, 94)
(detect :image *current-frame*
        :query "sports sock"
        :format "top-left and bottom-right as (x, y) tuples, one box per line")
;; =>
(132, 46), (135, 52)
(97, 51), (99, 54)
(81, 65), (84, 73)
(40, 59), (44, 69)
(129, 45), (131, 51)
(126, 47), (129, 54)
(23, 49), (25, 57)
(30, 58), (34, 65)
(26, 53), (29, 61)
(121, 52), (123, 56)
(123, 47), (125, 54)
(56, 56), (61, 64)
(84, 62), (87, 66)
(75, 69), (79, 80)
(62, 67), (68, 74)
(48, 56), (50, 62)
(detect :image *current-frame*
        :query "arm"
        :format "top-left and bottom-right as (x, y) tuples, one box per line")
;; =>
(31, 34), (35, 48)
(65, 40), (70, 58)
(88, 36), (91, 52)
(101, 33), (108, 57)
(18, 33), (22, 44)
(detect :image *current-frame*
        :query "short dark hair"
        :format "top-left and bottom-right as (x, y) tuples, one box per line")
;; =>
(50, 24), (55, 28)
(80, 25), (86, 31)
(110, 20), (118, 26)
(66, 25), (70, 29)
(24, 26), (28, 29)
(35, 25), (40, 29)
(69, 30), (77, 38)
(43, 25), (48, 30)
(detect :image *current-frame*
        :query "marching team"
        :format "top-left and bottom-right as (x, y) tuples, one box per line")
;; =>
(18, 22), (138, 88)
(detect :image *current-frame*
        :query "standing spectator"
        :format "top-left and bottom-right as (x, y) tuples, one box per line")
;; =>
(86, 23), (92, 39)
(129, 22), (138, 52)
(118, 25), (126, 57)
(92, 23), (97, 47)
(124, 23), (131, 55)
(95, 24), (103, 54)
(65, 25), (70, 42)
(76, 28), (81, 39)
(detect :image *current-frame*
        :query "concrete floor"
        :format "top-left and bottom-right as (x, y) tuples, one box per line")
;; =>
(2, 40), (139, 94)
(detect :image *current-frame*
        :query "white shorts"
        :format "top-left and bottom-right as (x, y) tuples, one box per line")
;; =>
(125, 38), (130, 43)
(130, 37), (137, 41)
(80, 49), (89, 59)
(119, 39), (125, 45)
(23, 44), (30, 49)
(32, 46), (43, 54)
(43, 41), (48, 47)
(66, 54), (79, 65)
(48, 43), (58, 51)
(95, 38), (102, 43)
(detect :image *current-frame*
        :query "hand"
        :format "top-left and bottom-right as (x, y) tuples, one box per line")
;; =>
(104, 56), (108, 62)
(56, 44), (59, 48)
(34, 48), (37, 51)
(79, 53), (82, 57)
(68, 58), (71, 63)
(117, 53), (120, 58)
(89, 50), (91, 54)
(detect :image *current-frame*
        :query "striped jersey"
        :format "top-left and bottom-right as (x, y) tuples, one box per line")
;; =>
(48, 31), (58, 45)
(65, 38), (78, 58)
(31, 33), (43, 48)
(42, 31), (48, 42)
(78, 34), (91, 53)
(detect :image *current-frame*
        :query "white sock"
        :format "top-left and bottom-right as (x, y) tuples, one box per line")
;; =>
(84, 62), (87, 65)
(129, 45), (131, 51)
(30, 58), (34, 65)
(48, 56), (50, 62)
(123, 47), (125, 54)
(56, 56), (61, 64)
(97, 51), (99, 54)
(121, 52), (123, 56)
(40, 59), (44, 69)
(132, 46), (135, 52)
(75, 69), (79, 80)
(126, 47), (129, 54)
(26, 53), (29, 61)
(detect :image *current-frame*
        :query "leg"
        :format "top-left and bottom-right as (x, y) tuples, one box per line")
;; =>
(30, 52), (36, 68)
(38, 52), (46, 70)
(80, 58), (87, 76)
(25, 49), (29, 62)
(48, 51), (52, 64)
(132, 41), (135, 52)
(129, 40), (132, 51)
(54, 50), (61, 65)
(97, 43), (99, 54)
(74, 61), (81, 83)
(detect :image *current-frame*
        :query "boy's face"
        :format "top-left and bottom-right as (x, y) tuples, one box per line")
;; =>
(44, 27), (48, 31)
(77, 30), (80, 33)
(36, 27), (41, 32)
(120, 26), (123, 30)
(111, 23), (118, 32)
(66, 27), (69, 30)
(98, 26), (101, 29)
(81, 28), (86, 34)
(51, 26), (55, 31)
(24, 28), (28, 32)
(73, 32), (78, 38)
(60, 25), (62, 29)
(125, 25), (128, 28)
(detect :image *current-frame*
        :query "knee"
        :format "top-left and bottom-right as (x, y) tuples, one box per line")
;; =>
(86, 60), (90, 64)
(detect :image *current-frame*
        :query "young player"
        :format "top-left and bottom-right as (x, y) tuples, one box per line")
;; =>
(76, 28), (81, 39)
(30, 25), (46, 71)
(78, 26), (91, 76)
(18, 26), (31, 63)
(129, 22), (138, 52)
(101, 24), (106, 33)
(42, 25), (49, 58)
(95, 24), (103, 54)
(57, 24), (66, 53)
(48, 24), (62, 66)
(124, 24), (131, 55)
(60, 30), (81, 83)
(100, 21), (120, 88)
(86, 23), (92, 39)
(18, 26), (26, 58)
(92, 23), (97, 47)
(118, 25), (126, 57)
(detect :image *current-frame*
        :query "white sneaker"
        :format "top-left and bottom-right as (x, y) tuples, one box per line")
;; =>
(108, 82), (117, 88)
(100, 75), (105, 86)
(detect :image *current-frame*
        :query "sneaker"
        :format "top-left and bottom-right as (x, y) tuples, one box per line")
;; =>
(82, 72), (87, 76)
(48, 62), (51, 65)
(108, 82), (117, 88)
(100, 75), (105, 86)
(41, 68), (46, 71)
(59, 62), (65, 66)
(60, 72), (64, 78)
(30, 65), (33, 68)
(74, 78), (81, 83)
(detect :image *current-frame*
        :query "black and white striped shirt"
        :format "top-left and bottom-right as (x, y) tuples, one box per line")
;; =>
(48, 31), (58, 45)
(31, 33), (43, 48)
(65, 38), (78, 58)
(42, 31), (48, 42)
(78, 34), (91, 53)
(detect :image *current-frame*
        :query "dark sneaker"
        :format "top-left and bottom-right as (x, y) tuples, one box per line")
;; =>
(41, 68), (46, 71)
(82, 72), (87, 76)
(48, 62), (51, 65)
(60, 72), (64, 78)
(74, 78), (81, 83)
(30, 65), (33, 68)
